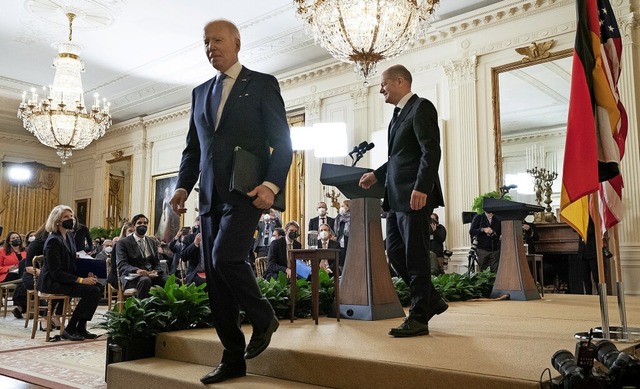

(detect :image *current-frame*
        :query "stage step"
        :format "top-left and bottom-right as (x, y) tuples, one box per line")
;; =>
(107, 357), (329, 388)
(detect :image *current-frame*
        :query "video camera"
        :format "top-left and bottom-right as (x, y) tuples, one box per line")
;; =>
(548, 332), (640, 388)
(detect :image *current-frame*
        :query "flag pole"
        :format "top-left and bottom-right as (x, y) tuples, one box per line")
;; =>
(590, 195), (610, 340)
(610, 225), (633, 340)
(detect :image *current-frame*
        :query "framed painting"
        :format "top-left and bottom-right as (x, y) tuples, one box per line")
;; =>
(151, 173), (182, 243)
(75, 198), (90, 227)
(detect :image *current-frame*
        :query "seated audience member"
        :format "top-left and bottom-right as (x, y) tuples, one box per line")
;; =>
(317, 223), (340, 274)
(24, 230), (36, 248)
(522, 219), (539, 254)
(73, 222), (93, 253)
(254, 211), (280, 258)
(263, 221), (301, 280)
(13, 225), (50, 321)
(272, 228), (285, 241)
(89, 238), (103, 257)
(430, 213), (447, 274)
(106, 223), (133, 290)
(308, 201), (335, 232)
(95, 239), (114, 261)
(469, 211), (501, 272)
(38, 205), (103, 341)
(6, 230), (31, 319)
(169, 227), (189, 275)
(0, 231), (26, 283)
(116, 214), (167, 298)
(333, 200), (350, 267)
(180, 232), (206, 286)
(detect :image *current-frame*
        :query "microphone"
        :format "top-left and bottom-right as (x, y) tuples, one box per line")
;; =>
(348, 145), (359, 157)
(356, 141), (369, 152)
(500, 184), (518, 191)
(364, 142), (375, 151)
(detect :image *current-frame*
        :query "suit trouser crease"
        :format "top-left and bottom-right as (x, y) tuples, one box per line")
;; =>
(68, 283), (103, 322)
(201, 200), (275, 361)
(386, 210), (440, 323)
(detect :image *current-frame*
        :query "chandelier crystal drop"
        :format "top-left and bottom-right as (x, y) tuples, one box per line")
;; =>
(17, 12), (111, 164)
(294, 0), (439, 79)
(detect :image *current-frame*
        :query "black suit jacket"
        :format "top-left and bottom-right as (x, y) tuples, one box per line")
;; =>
(263, 238), (301, 280)
(176, 66), (293, 214)
(308, 216), (335, 232)
(38, 231), (78, 294)
(180, 237), (203, 285)
(116, 235), (162, 286)
(374, 94), (444, 213)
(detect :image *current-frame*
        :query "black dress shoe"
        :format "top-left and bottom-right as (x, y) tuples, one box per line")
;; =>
(77, 329), (99, 339)
(12, 307), (23, 319)
(61, 329), (85, 341)
(388, 317), (429, 337)
(426, 298), (449, 322)
(200, 362), (246, 384)
(244, 316), (279, 359)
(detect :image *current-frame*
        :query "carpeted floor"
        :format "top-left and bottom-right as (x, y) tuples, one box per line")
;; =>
(0, 305), (109, 389)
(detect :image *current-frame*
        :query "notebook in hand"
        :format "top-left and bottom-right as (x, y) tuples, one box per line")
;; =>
(230, 146), (286, 211)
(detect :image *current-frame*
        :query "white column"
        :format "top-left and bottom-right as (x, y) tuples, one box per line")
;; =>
(442, 56), (479, 273)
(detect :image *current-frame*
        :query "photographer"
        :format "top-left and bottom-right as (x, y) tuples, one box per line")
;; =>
(469, 211), (501, 273)
(429, 213), (447, 274)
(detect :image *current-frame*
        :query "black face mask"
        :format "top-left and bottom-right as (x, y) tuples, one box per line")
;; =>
(136, 225), (148, 236)
(288, 231), (299, 240)
(11, 239), (22, 247)
(61, 219), (75, 230)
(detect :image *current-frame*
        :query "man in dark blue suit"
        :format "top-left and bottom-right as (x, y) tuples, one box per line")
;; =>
(170, 19), (292, 384)
(359, 64), (448, 337)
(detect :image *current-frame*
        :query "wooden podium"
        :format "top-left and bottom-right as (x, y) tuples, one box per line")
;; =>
(320, 164), (405, 320)
(483, 197), (544, 301)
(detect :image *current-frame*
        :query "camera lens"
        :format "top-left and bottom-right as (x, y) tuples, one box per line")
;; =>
(552, 350), (583, 378)
(595, 340), (619, 369)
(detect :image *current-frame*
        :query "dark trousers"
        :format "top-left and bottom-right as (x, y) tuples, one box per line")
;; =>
(386, 209), (441, 324)
(201, 200), (275, 363)
(124, 275), (166, 299)
(68, 283), (103, 322)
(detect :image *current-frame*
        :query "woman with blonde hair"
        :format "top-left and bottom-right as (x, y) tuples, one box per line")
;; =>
(38, 205), (103, 341)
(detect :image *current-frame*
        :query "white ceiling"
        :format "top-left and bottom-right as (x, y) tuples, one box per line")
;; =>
(0, 0), (511, 139)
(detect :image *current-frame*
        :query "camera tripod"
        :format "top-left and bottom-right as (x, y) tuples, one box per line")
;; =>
(466, 251), (479, 276)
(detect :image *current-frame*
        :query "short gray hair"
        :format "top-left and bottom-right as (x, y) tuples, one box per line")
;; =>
(45, 205), (73, 233)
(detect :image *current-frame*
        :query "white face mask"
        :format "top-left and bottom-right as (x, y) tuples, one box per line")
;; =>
(318, 208), (327, 216)
(104, 246), (113, 253)
(319, 230), (329, 240)
(28, 236), (36, 242)
(263, 214), (271, 222)
(339, 207), (346, 216)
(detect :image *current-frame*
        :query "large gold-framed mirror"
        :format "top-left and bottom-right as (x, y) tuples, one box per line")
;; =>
(492, 40), (573, 212)
(105, 154), (132, 229)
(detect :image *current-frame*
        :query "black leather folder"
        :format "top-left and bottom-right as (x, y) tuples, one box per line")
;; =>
(229, 146), (286, 211)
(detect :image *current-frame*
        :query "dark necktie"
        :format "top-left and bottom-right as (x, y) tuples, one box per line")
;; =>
(138, 238), (146, 257)
(321, 217), (325, 225)
(211, 73), (227, 128)
(389, 106), (401, 132)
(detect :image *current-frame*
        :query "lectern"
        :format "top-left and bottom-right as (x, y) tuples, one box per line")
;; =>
(483, 197), (544, 301)
(320, 163), (405, 320)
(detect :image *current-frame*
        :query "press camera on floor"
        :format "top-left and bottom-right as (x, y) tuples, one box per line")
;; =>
(548, 334), (640, 389)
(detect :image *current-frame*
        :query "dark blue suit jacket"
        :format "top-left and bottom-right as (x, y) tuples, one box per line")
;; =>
(374, 94), (444, 213)
(39, 231), (78, 294)
(176, 66), (293, 214)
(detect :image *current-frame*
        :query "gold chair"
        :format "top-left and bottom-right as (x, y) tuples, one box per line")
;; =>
(115, 260), (137, 312)
(23, 283), (36, 328)
(0, 278), (23, 317)
(31, 255), (72, 342)
(255, 256), (268, 278)
(179, 259), (187, 285)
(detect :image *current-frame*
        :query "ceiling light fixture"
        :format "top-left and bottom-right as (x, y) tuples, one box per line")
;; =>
(294, 0), (439, 80)
(17, 12), (111, 164)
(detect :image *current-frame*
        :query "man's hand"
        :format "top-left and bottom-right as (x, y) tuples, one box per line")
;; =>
(410, 190), (427, 211)
(359, 172), (377, 189)
(136, 269), (149, 277)
(285, 268), (292, 278)
(194, 233), (202, 247)
(247, 185), (274, 210)
(170, 189), (188, 214)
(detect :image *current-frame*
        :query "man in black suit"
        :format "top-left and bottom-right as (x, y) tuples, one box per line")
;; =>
(263, 221), (301, 280)
(116, 214), (166, 299)
(359, 64), (448, 337)
(170, 19), (292, 384)
(308, 201), (335, 232)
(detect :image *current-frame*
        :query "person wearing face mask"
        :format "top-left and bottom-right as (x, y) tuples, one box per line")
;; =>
(24, 230), (36, 247)
(0, 231), (26, 283)
(253, 210), (281, 258)
(38, 205), (103, 341)
(317, 223), (340, 275)
(95, 239), (114, 261)
(308, 202), (335, 233)
(263, 221), (301, 281)
(116, 214), (167, 298)
(333, 200), (351, 268)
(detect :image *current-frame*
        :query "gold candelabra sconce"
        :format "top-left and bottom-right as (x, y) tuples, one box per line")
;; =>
(527, 166), (558, 222)
(325, 187), (342, 212)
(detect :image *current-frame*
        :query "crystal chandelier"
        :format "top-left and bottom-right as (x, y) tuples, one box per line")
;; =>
(17, 12), (111, 164)
(294, 0), (439, 79)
